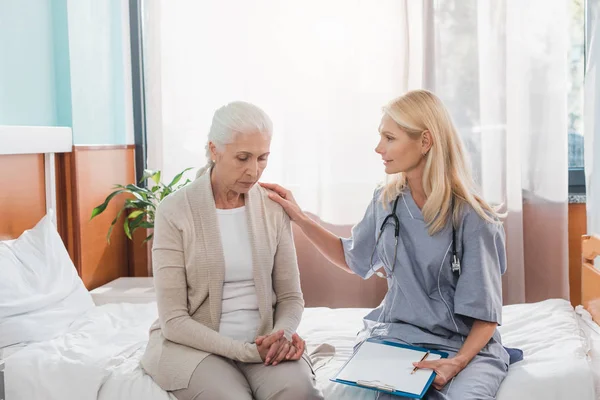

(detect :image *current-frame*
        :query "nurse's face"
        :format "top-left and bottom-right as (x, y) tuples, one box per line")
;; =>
(375, 114), (425, 175)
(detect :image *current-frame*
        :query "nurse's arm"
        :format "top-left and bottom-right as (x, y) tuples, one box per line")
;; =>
(454, 320), (498, 368)
(261, 182), (352, 274)
(295, 213), (353, 274)
(414, 320), (498, 390)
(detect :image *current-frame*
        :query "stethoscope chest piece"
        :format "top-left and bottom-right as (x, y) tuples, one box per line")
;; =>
(451, 254), (461, 275)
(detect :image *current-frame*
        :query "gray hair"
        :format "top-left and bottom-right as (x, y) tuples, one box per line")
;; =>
(196, 101), (273, 178)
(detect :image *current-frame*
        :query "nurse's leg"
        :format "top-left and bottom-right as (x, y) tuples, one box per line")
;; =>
(425, 353), (508, 400)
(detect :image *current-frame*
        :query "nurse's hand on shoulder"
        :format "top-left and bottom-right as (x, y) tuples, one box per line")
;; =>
(256, 331), (306, 366)
(412, 357), (465, 390)
(259, 183), (304, 222)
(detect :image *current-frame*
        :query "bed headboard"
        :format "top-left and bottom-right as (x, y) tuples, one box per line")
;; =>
(293, 213), (387, 308)
(582, 235), (600, 324)
(0, 125), (72, 239)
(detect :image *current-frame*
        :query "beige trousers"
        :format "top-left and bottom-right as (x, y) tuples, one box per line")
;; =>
(172, 354), (324, 400)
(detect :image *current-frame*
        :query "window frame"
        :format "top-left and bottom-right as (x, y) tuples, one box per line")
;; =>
(129, 0), (148, 186)
(569, 168), (586, 194)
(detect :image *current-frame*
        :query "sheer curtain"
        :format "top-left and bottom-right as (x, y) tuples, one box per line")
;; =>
(143, 0), (570, 303)
(432, 0), (569, 303)
(142, 0), (420, 225)
(585, 1), (600, 269)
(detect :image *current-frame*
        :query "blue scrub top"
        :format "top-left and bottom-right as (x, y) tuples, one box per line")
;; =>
(341, 187), (509, 366)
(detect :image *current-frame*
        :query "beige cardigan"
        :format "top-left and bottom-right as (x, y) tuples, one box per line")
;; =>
(140, 171), (304, 391)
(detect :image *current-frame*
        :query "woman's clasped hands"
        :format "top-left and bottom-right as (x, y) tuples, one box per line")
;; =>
(255, 330), (306, 366)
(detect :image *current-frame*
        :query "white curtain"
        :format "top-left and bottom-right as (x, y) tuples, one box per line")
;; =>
(432, 0), (570, 303)
(142, 0), (422, 225)
(143, 0), (570, 303)
(585, 1), (600, 269)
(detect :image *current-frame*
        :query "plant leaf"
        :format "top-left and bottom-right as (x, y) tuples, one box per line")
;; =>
(140, 169), (158, 184)
(177, 178), (191, 189)
(160, 187), (173, 201)
(128, 213), (146, 236)
(151, 170), (161, 185)
(124, 218), (132, 240)
(142, 233), (154, 244)
(91, 190), (125, 219)
(130, 191), (148, 202)
(125, 198), (154, 209)
(128, 210), (145, 219)
(106, 207), (126, 244)
(167, 167), (193, 188)
(124, 184), (156, 201)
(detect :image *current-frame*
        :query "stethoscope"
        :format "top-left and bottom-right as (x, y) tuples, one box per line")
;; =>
(369, 194), (461, 279)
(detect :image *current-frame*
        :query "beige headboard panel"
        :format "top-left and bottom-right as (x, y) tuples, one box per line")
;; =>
(293, 213), (387, 308)
(582, 235), (600, 324)
(0, 126), (72, 240)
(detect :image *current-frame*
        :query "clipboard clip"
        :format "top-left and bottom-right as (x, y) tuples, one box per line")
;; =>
(356, 380), (396, 392)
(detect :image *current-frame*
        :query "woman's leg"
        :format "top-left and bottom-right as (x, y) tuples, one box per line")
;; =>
(375, 352), (506, 400)
(426, 352), (508, 400)
(172, 355), (253, 400)
(238, 356), (324, 400)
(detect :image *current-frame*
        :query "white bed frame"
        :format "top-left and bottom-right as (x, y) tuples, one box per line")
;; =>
(0, 125), (72, 400)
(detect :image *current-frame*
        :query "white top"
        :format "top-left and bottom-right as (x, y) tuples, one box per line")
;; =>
(216, 206), (261, 342)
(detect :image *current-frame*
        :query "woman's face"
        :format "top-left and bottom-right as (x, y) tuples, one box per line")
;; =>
(375, 114), (425, 175)
(211, 131), (271, 194)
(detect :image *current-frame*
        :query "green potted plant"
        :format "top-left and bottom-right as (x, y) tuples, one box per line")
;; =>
(90, 168), (193, 243)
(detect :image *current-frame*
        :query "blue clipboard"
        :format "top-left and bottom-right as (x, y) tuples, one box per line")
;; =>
(330, 338), (449, 399)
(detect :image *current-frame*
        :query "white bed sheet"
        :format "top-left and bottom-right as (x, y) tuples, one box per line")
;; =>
(0, 343), (26, 360)
(576, 305), (600, 399)
(4, 303), (175, 400)
(298, 299), (596, 400)
(3, 299), (596, 400)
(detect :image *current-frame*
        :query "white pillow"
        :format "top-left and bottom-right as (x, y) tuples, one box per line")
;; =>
(0, 213), (95, 348)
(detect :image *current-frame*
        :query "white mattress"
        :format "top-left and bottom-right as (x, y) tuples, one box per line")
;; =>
(297, 299), (596, 400)
(2, 299), (597, 400)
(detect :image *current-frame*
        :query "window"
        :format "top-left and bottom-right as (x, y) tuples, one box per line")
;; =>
(568, 0), (585, 193)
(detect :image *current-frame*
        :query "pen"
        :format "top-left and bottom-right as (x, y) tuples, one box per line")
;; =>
(411, 351), (430, 374)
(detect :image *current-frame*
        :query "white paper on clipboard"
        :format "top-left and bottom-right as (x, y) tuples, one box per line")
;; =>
(334, 340), (442, 396)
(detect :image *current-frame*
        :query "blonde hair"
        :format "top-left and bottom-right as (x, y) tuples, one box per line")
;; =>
(380, 89), (500, 235)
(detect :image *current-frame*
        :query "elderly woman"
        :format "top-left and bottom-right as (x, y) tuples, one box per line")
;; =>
(141, 101), (323, 400)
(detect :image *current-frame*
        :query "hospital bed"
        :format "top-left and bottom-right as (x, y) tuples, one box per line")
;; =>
(1, 128), (600, 400)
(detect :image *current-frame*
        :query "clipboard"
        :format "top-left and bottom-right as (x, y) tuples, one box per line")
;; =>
(330, 338), (448, 399)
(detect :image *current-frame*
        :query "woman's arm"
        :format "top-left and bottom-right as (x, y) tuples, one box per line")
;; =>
(454, 320), (497, 367)
(413, 320), (497, 390)
(155, 265), (263, 362)
(260, 183), (352, 273)
(153, 205), (263, 363)
(270, 213), (305, 338)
